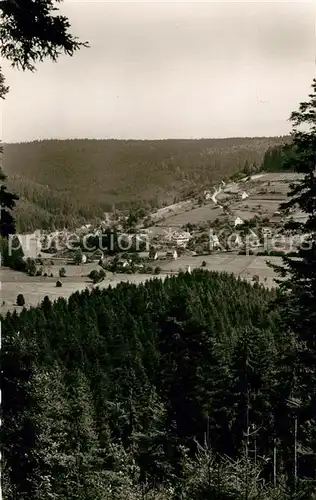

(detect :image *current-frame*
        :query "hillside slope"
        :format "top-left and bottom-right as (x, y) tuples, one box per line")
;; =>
(3, 137), (288, 231)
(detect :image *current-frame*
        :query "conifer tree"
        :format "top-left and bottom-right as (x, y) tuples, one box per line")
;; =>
(29, 363), (73, 500)
(270, 78), (316, 488)
(0, 164), (19, 238)
(66, 369), (109, 499)
(0, 0), (87, 75)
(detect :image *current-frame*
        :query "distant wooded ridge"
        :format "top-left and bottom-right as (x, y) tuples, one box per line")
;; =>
(2, 137), (290, 232)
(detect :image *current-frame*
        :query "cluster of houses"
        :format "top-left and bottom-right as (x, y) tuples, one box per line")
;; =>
(139, 248), (179, 261)
(204, 184), (249, 202)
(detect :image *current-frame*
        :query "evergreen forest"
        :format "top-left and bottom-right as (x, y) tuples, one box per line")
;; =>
(4, 136), (287, 232)
(1, 270), (316, 499)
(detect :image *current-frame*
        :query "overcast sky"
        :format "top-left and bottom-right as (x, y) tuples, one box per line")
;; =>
(1, 1), (316, 142)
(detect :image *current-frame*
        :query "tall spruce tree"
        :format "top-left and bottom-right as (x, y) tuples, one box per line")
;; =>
(270, 78), (316, 491)
(0, 166), (19, 238)
(0, 73), (18, 238)
(0, 0), (87, 74)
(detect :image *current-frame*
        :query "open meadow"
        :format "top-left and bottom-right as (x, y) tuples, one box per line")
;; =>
(146, 172), (306, 232)
(1, 254), (281, 314)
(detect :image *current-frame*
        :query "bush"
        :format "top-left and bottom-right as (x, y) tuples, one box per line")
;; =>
(89, 269), (106, 284)
(99, 269), (106, 280)
(130, 253), (141, 264)
(73, 249), (83, 265)
(201, 260), (207, 267)
(59, 267), (66, 278)
(98, 258), (106, 268)
(238, 250), (254, 256)
(1, 235), (26, 272)
(36, 267), (43, 276)
(268, 250), (286, 257)
(41, 295), (52, 313)
(89, 270), (100, 284)
(26, 258), (37, 276)
(16, 294), (25, 307)
(154, 266), (161, 275)
(8, 256), (27, 273)
(287, 251), (299, 257)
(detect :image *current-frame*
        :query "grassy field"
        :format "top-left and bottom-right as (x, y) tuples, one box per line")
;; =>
(3, 137), (288, 232)
(1, 254), (281, 314)
(158, 254), (281, 286)
(152, 203), (223, 227)
(147, 172), (304, 231)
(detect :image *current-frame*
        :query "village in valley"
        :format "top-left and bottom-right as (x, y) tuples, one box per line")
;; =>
(1, 168), (306, 313)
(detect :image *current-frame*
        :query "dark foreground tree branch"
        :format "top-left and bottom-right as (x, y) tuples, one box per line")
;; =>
(0, 0), (88, 237)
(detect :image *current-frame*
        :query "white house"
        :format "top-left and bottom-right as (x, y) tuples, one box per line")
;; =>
(141, 250), (173, 260)
(234, 217), (244, 227)
(17, 230), (42, 260)
(175, 231), (191, 248)
(230, 234), (243, 247)
(241, 191), (249, 200)
(209, 233), (220, 250)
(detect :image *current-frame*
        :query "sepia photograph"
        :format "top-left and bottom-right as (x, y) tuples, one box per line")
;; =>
(1, 0), (316, 498)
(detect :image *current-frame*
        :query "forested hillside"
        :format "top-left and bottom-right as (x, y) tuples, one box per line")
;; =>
(262, 141), (295, 172)
(3, 269), (310, 499)
(3, 137), (288, 231)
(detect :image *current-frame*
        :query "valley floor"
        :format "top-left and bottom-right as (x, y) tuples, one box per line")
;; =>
(1, 254), (281, 314)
